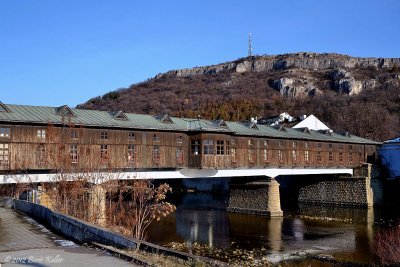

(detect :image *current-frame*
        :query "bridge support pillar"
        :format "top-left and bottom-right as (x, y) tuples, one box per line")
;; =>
(299, 176), (374, 207)
(88, 185), (106, 226)
(227, 177), (283, 217)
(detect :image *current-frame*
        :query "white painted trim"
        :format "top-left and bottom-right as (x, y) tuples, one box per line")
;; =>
(0, 168), (353, 184)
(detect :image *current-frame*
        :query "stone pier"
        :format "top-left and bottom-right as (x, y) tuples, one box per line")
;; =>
(88, 185), (107, 225)
(227, 177), (283, 217)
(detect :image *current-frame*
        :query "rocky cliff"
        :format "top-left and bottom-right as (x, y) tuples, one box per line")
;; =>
(78, 52), (400, 141)
(153, 52), (400, 98)
(157, 52), (400, 78)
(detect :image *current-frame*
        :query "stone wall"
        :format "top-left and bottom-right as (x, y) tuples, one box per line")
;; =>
(227, 180), (282, 216)
(298, 177), (373, 207)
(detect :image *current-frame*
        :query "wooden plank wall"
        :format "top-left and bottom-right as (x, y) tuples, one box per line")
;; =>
(0, 123), (378, 172)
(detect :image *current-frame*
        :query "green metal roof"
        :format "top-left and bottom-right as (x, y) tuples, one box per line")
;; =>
(0, 103), (380, 145)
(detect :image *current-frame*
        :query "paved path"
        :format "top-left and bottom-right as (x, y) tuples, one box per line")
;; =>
(0, 208), (136, 266)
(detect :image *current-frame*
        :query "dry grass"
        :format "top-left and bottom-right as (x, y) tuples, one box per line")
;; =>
(375, 226), (400, 265)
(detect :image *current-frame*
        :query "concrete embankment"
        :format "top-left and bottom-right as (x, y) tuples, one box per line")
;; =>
(1, 197), (225, 266)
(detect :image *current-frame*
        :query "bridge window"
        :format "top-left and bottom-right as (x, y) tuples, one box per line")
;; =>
(263, 148), (268, 162)
(316, 151), (321, 163)
(128, 145), (135, 166)
(37, 129), (46, 139)
(176, 135), (183, 145)
(304, 150), (309, 162)
(339, 152), (343, 163)
(36, 144), (46, 166)
(128, 132), (135, 142)
(70, 144), (78, 164)
(0, 143), (9, 165)
(153, 134), (160, 143)
(100, 132), (108, 140)
(278, 150), (283, 162)
(248, 139), (254, 147)
(292, 150), (297, 162)
(349, 153), (353, 162)
(216, 140), (224, 155)
(191, 140), (201, 155)
(329, 152), (333, 163)
(226, 141), (230, 155)
(100, 145), (108, 163)
(231, 148), (237, 162)
(0, 128), (10, 138)
(203, 140), (214, 155)
(152, 146), (160, 164)
(248, 149), (255, 163)
(71, 130), (78, 140)
(176, 147), (183, 164)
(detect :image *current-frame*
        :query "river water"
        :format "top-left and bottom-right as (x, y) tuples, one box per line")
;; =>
(147, 190), (400, 266)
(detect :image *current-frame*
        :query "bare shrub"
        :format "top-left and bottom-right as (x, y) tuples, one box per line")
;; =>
(108, 180), (176, 240)
(375, 226), (400, 265)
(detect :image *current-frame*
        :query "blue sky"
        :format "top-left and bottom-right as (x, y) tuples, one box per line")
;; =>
(1, 0), (399, 107)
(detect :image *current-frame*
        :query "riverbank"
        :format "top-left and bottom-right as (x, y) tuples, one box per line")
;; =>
(0, 197), (226, 266)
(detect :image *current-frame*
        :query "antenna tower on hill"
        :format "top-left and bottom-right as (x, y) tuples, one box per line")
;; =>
(248, 33), (253, 57)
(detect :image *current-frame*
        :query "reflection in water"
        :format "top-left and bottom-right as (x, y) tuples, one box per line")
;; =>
(267, 217), (283, 251)
(176, 208), (229, 248)
(146, 192), (400, 264)
(175, 193), (230, 249)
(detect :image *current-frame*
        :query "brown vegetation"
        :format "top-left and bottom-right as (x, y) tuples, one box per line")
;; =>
(107, 180), (176, 240)
(375, 226), (400, 265)
(78, 56), (400, 142)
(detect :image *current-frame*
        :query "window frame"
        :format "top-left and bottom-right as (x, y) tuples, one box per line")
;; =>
(70, 144), (78, 164)
(70, 130), (79, 140)
(292, 150), (297, 162)
(0, 128), (10, 138)
(36, 144), (46, 166)
(176, 147), (183, 164)
(0, 143), (10, 165)
(152, 145), (160, 164)
(128, 144), (135, 166)
(203, 140), (214, 155)
(191, 140), (201, 155)
(216, 140), (224, 155)
(328, 152), (333, 163)
(100, 131), (108, 140)
(37, 129), (46, 140)
(278, 150), (283, 162)
(176, 135), (183, 145)
(128, 132), (135, 142)
(316, 151), (322, 163)
(100, 144), (108, 163)
(153, 134), (161, 143)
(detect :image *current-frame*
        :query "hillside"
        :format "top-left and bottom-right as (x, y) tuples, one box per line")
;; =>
(77, 52), (400, 141)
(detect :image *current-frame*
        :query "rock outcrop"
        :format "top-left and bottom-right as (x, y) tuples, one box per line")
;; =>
(156, 52), (400, 79)
(273, 77), (318, 98)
